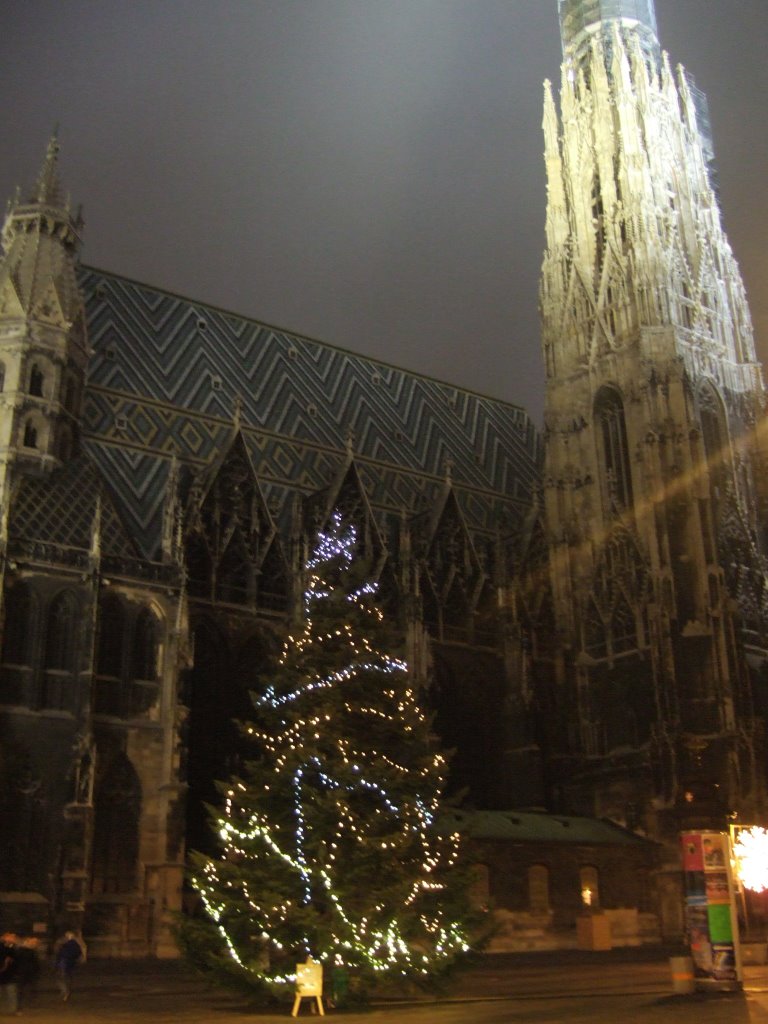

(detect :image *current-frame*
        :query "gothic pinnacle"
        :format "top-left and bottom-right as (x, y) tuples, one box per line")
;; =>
(35, 133), (63, 207)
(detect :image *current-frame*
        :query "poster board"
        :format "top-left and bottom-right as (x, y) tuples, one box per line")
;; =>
(681, 830), (742, 989)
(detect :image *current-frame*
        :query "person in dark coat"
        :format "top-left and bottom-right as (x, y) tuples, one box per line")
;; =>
(0, 932), (20, 1015)
(15, 937), (40, 1010)
(54, 931), (84, 1001)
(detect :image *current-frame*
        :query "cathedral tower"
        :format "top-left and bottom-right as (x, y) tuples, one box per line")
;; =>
(0, 138), (87, 507)
(538, 0), (768, 843)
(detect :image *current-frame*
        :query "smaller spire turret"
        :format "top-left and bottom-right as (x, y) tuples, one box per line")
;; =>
(0, 138), (88, 493)
(35, 133), (64, 207)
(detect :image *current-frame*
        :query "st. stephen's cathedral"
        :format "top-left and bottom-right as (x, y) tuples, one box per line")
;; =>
(0, 0), (765, 953)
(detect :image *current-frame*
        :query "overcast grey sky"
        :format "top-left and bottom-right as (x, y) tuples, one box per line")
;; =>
(0, 1), (765, 423)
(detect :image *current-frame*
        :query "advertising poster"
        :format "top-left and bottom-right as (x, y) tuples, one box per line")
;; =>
(680, 831), (741, 987)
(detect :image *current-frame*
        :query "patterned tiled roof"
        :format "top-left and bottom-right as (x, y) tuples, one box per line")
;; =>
(78, 267), (540, 557)
(9, 455), (139, 558)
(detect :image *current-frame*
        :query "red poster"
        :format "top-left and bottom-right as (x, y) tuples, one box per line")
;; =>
(682, 832), (704, 872)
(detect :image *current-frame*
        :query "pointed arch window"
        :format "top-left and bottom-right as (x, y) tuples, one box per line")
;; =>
(29, 364), (44, 397)
(611, 594), (638, 655)
(186, 532), (213, 599)
(23, 421), (38, 449)
(91, 755), (141, 895)
(42, 591), (77, 711)
(2, 584), (33, 667)
(217, 533), (250, 604)
(129, 607), (160, 716)
(94, 594), (125, 716)
(132, 608), (158, 682)
(585, 597), (608, 659)
(44, 592), (76, 672)
(97, 594), (124, 679)
(595, 387), (633, 513)
(698, 383), (729, 498)
(1, 583), (36, 708)
(0, 363), (5, 393)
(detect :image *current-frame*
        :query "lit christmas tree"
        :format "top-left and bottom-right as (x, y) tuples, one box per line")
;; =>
(185, 512), (470, 997)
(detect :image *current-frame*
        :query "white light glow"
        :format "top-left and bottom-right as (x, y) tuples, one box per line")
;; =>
(733, 826), (768, 893)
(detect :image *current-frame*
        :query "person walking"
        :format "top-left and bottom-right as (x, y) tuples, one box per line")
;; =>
(53, 931), (84, 1002)
(14, 938), (40, 1012)
(0, 932), (20, 1016)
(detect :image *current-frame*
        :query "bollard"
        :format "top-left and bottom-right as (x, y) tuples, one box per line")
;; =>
(669, 955), (695, 995)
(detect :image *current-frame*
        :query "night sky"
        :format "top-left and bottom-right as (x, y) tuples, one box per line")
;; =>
(0, 1), (765, 424)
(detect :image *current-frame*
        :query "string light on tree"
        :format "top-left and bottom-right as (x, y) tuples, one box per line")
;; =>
(184, 511), (471, 998)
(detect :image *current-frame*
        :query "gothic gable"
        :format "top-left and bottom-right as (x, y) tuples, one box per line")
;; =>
(184, 430), (289, 609)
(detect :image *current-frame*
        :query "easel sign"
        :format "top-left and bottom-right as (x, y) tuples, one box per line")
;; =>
(291, 958), (324, 1017)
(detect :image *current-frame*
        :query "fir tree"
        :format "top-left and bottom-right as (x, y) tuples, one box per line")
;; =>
(185, 512), (470, 996)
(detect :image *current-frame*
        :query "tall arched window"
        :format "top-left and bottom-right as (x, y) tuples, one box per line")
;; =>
(45, 592), (76, 672)
(0, 363), (5, 393)
(129, 607), (160, 717)
(97, 595), (124, 679)
(2, 584), (33, 666)
(91, 754), (141, 895)
(42, 592), (76, 710)
(1, 584), (36, 708)
(23, 421), (38, 449)
(29, 364), (44, 397)
(93, 595), (124, 716)
(132, 608), (158, 681)
(698, 382), (729, 499)
(595, 387), (633, 513)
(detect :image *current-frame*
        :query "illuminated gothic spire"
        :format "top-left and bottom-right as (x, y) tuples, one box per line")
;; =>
(558, 0), (660, 66)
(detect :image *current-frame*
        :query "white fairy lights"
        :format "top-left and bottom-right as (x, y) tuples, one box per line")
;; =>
(189, 512), (468, 992)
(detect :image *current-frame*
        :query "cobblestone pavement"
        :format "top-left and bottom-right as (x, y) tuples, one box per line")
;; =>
(4, 951), (768, 1023)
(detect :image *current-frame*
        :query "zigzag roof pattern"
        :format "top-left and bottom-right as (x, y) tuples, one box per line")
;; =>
(78, 267), (540, 558)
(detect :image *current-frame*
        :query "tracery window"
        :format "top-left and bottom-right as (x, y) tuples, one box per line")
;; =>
(91, 754), (141, 895)
(94, 599), (160, 718)
(41, 591), (77, 710)
(44, 592), (76, 672)
(595, 387), (633, 513)
(94, 594), (124, 716)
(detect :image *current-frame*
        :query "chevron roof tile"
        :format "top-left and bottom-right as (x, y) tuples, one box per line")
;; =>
(78, 267), (540, 552)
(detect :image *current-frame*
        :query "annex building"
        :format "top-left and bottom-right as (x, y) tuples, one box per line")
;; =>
(1, 0), (766, 954)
